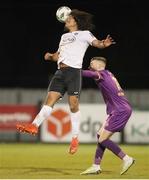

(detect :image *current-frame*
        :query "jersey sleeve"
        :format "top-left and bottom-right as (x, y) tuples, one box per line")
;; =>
(82, 70), (101, 80)
(82, 31), (97, 45)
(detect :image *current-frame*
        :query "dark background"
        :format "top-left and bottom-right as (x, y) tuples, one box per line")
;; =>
(0, 0), (148, 89)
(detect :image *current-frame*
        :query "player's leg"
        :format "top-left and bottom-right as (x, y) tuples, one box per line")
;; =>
(68, 95), (80, 135)
(98, 112), (135, 175)
(93, 123), (107, 166)
(80, 125), (105, 175)
(81, 111), (134, 175)
(31, 91), (61, 127)
(66, 67), (82, 154)
(98, 128), (135, 175)
(68, 95), (80, 154)
(16, 91), (61, 135)
(16, 70), (65, 135)
(81, 127), (134, 175)
(98, 128), (125, 158)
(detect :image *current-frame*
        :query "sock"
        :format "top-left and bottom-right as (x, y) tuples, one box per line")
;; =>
(32, 105), (52, 127)
(100, 139), (126, 159)
(92, 164), (100, 169)
(94, 134), (106, 165)
(123, 154), (130, 161)
(70, 111), (81, 138)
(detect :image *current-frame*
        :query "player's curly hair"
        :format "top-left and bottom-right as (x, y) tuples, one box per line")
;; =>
(70, 9), (95, 31)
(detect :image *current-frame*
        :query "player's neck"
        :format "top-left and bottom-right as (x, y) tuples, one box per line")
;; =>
(96, 67), (105, 71)
(100, 67), (105, 70)
(69, 26), (78, 32)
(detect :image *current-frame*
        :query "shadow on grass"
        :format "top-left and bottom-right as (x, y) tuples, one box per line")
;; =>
(0, 166), (83, 175)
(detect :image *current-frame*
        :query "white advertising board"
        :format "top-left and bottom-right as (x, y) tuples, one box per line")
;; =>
(124, 111), (149, 143)
(41, 104), (120, 143)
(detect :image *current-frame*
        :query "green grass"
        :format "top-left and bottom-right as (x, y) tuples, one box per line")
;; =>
(0, 143), (149, 179)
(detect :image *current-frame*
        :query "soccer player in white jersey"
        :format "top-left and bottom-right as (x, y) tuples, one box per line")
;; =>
(16, 9), (115, 154)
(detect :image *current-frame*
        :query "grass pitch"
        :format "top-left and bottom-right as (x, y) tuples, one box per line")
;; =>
(0, 143), (148, 179)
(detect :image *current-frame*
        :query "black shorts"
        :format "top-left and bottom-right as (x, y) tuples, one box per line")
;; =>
(48, 67), (82, 97)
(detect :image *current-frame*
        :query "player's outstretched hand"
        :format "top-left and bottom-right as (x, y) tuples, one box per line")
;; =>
(44, 52), (53, 61)
(44, 52), (59, 62)
(103, 34), (116, 47)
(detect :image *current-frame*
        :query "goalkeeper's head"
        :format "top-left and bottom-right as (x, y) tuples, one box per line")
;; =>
(89, 56), (107, 71)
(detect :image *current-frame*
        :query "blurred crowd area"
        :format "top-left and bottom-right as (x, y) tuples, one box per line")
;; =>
(0, 88), (148, 143)
(0, 88), (149, 110)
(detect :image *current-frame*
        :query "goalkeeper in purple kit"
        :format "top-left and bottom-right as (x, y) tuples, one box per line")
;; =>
(80, 56), (135, 175)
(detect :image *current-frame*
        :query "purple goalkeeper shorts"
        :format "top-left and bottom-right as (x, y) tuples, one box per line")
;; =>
(104, 108), (132, 132)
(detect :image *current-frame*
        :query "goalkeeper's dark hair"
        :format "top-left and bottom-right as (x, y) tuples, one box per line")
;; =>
(91, 57), (107, 65)
(70, 9), (95, 31)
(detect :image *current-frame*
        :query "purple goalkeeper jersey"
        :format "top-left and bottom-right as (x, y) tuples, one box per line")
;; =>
(82, 69), (131, 114)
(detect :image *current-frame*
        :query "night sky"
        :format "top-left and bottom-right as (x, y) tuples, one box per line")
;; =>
(0, 0), (148, 89)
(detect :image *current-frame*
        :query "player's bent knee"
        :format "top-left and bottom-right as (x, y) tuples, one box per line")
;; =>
(98, 137), (107, 144)
(69, 98), (79, 112)
(69, 101), (79, 112)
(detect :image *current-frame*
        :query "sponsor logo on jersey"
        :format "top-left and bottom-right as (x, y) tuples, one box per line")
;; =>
(61, 34), (76, 45)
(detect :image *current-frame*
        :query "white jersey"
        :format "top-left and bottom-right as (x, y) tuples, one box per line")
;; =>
(57, 30), (97, 69)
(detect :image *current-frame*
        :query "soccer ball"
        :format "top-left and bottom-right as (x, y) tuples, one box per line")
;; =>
(56, 6), (71, 23)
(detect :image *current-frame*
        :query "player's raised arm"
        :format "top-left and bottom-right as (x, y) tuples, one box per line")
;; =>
(92, 34), (116, 49)
(44, 52), (59, 62)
